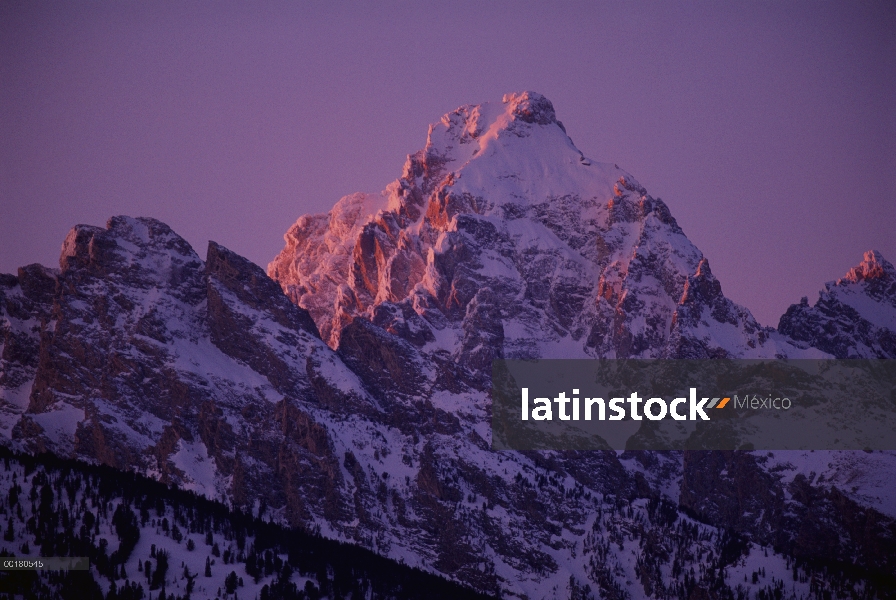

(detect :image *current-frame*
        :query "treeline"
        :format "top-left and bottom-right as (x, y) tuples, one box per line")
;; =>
(0, 446), (495, 600)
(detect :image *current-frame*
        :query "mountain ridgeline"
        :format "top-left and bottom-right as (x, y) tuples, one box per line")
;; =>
(2, 92), (896, 599)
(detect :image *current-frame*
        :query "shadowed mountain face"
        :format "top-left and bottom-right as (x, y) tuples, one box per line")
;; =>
(3, 93), (896, 598)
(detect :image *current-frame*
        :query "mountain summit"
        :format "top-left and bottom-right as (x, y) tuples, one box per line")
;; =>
(269, 91), (810, 365)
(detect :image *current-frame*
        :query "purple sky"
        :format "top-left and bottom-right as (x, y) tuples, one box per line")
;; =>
(2, 1), (894, 327)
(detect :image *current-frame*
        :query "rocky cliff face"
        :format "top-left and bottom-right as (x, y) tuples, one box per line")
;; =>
(3, 93), (896, 598)
(0, 263), (57, 438)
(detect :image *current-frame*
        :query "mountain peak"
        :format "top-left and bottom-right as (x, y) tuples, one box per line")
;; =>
(501, 90), (561, 127)
(430, 91), (563, 145)
(419, 91), (580, 173)
(59, 216), (200, 274)
(778, 249), (896, 358)
(841, 249), (895, 284)
(269, 93), (795, 359)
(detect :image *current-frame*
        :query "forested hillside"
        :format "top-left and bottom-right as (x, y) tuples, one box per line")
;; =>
(0, 448), (494, 600)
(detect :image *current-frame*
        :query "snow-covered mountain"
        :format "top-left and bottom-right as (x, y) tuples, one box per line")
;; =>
(779, 250), (896, 359)
(268, 91), (811, 364)
(2, 92), (896, 598)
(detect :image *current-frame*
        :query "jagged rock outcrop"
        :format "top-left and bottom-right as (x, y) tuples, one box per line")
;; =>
(0, 263), (57, 436)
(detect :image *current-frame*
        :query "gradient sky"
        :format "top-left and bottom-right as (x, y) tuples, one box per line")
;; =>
(2, 1), (894, 327)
